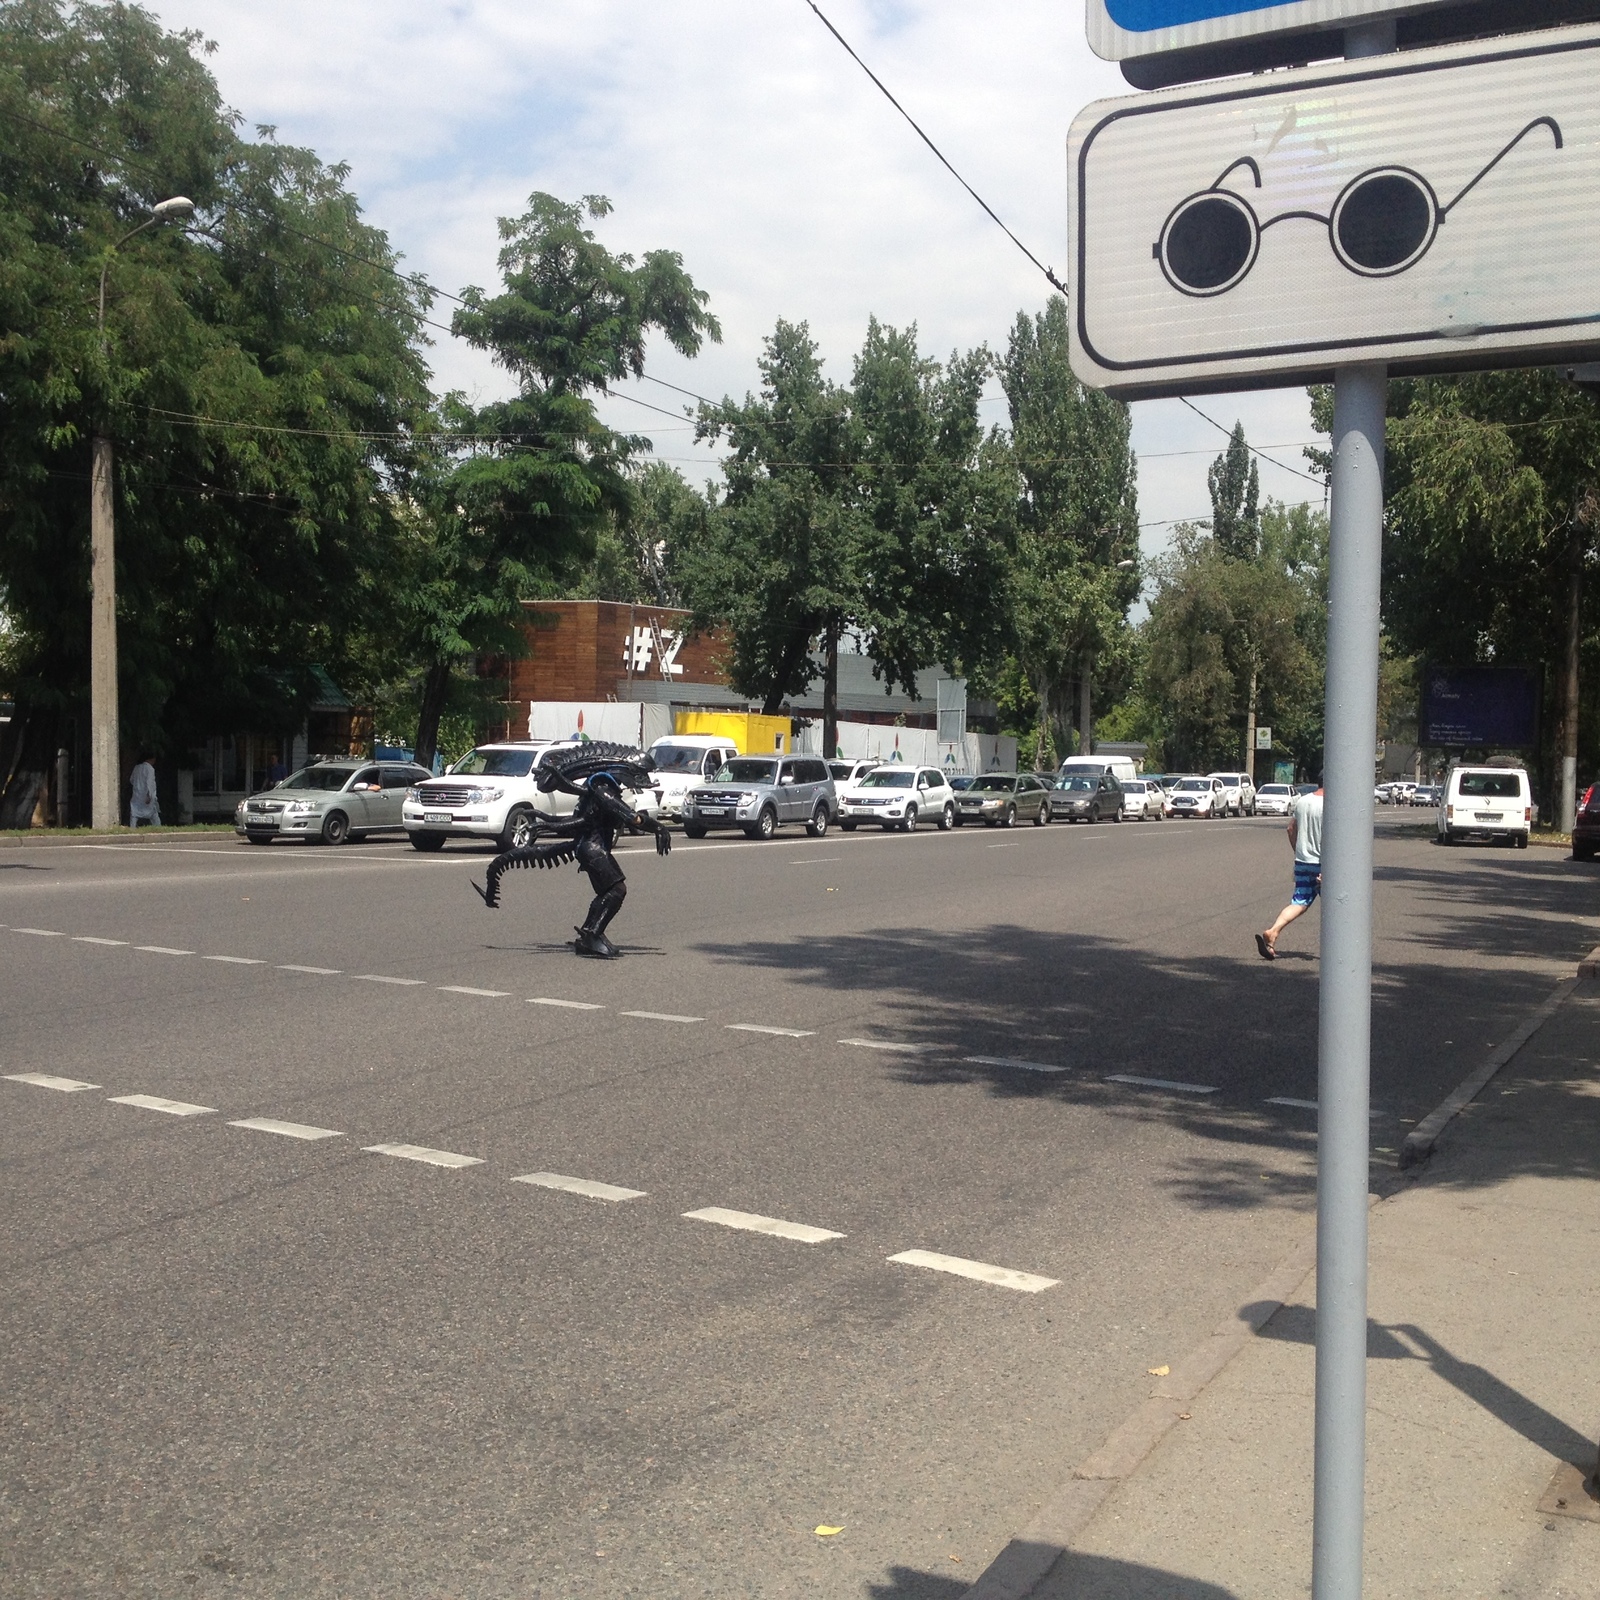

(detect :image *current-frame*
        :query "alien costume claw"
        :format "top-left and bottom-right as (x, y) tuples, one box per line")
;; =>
(470, 742), (671, 958)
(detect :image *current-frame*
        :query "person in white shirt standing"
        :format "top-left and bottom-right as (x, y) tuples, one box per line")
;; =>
(1256, 782), (1323, 960)
(128, 754), (161, 829)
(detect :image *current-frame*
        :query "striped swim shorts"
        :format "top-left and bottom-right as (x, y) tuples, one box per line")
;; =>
(1292, 861), (1322, 907)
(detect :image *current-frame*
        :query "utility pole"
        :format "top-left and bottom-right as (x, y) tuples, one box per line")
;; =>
(89, 196), (194, 829)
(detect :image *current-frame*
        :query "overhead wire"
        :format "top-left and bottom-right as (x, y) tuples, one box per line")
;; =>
(1177, 396), (1328, 488)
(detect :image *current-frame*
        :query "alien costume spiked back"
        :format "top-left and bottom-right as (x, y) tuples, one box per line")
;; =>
(470, 742), (671, 958)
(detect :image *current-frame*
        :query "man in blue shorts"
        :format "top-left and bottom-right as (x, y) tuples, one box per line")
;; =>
(1257, 781), (1323, 960)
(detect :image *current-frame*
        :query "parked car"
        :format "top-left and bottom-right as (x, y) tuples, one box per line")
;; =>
(954, 772), (1051, 827)
(1117, 777), (1165, 820)
(648, 736), (739, 821)
(839, 765), (955, 831)
(238, 759), (433, 846)
(1438, 764), (1532, 847)
(402, 741), (586, 852)
(1256, 782), (1295, 817)
(1166, 775), (1225, 818)
(1573, 783), (1600, 861)
(949, 774), (978, 792)
(1058, 753), (1139, 786)
(1206, 771), (1255, 815)
(1411, 785), (1440, 807)
(1049, 770), (1124, 823)
(682, 755), (836, 840)
(829, 759), (884, 810)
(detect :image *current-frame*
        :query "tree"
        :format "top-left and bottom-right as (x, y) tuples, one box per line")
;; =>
(0, 0), (434, 823)
(1208, 423), (1261, 561)
(395, 194), (721, 768)
(994, 297), (1138, 766)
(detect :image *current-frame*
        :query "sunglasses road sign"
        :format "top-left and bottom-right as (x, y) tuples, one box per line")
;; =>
(1087, 0), (1457, 64)
(1068, 23), (1600, 399)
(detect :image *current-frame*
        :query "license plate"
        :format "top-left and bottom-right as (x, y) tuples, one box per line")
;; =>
(247, 819), (278, 829)
(424, 811), (451, 824)
(699, 807), (729, 816)
(1475, 812), (1500, 822)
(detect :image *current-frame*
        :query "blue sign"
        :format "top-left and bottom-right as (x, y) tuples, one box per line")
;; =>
(1105, 0), (1282, 29)
(1419, 666), (1542, 749)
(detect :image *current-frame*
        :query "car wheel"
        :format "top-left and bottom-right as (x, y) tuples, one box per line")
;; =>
(807, 804), (830, 838)
(246, 834), (272, 846)
(901, 804), (918, 833)
(1574, 841), (1595, 861)
(319, 810), (350, 846)
(1001, 804), (1016, 828)
(1113, 804), (1124, 822)
(409, 831), (446, 852)
(684, 825), (707, 839)
(1515, 833), (1529, 849)
(1033, 802), (1047, 826)
(499, 805), (536, 852)
(839, 820), (857, 832)
(938, 803), (954, 830)
(745, 806), (777, 840)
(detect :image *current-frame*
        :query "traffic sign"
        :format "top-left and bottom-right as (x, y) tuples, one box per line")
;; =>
(1068, 24), (1600, 400)
(1256, 726), (1273, 750)
(1087, 0), (1449, 64)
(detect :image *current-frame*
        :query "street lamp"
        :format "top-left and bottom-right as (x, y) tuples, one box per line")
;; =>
(90, 196), (194, 829)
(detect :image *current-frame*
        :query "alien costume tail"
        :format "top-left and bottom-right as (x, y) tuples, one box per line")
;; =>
(470, 838), (578, 909)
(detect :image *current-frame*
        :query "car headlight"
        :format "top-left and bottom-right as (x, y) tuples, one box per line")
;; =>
(464, 787), (503, 804)
(286, 800), (315, 814)
(406, 787), (421, 801)
(739, 791), (756, 803)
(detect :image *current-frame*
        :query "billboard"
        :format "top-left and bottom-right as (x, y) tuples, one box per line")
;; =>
(1087, 0), (1452, 63)
(1418, 665), (1542, 748)
(1068, 25), (1600, 399)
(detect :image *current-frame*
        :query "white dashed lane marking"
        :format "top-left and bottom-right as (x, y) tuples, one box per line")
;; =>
(278, 964), (340, 975)
(1266, 1096), (1319, 1110)
(229, 1117), (343, 1141)
(353, 974), (425, 986)
(5, 1073), (100, 1092)
(1105, 1074), (1218, 1096)
(363, 1142), (483, 1168)
(12, 927), (63, 936)
(528, 997), (605, 1010)
(205, 955), (265, 965)
(888, 1249), (1060, 1293)
(684, 1206), (844, 1244)
(727, 1024), (816, 1038)
(135, 945), (194, 956)
(622, 1010), (703, 1023)
(72, 936), (128, 946)
(513, 1172), (647, 1202)
(965, 1054), (1066, 1074)
(840, 1038), (918, 1053)
(438, 985), (509, 998)
(108, 1093), (215, 1116)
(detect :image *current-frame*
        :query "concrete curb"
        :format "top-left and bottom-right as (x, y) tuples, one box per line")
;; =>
(1398, 977), (1577, 1169)
(962, 1232), (1319, 1600)
(1578, 945), (1600, 979)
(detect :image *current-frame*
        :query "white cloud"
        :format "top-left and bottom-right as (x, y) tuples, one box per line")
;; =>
(149, 0), (1326, 525)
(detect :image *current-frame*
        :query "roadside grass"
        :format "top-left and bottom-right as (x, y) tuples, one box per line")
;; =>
(2, 823), (237, 846)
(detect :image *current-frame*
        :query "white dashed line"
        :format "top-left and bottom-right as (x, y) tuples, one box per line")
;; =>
(72, 937), (128, 946)
(437, 985), (510, 998)
(727, 1023), (817, 1037)
(229, 1117), (343, 1141)
(621, 1010), (703, 1023)
(135, 945), (193, 956)
(108, 1093), (215, 1116)
(888, 1249), (1059, 1293)
(788, 857), (841, 865)
(12, 927), (63, 936)
(513, 1172), (647, 1202)
(205, 955), (265, 965)
(1105, 1074), (1218, 1096)
(353, 974), (425, 986)
(363, 1143), (484, 1168)
(965, 1054), (1067, 1074)
(528, 997), (606, 1010)
(684, 1206), (844, 1244)
(1265, 1096), (1319, 1110)
(5, 1073), (100, 1092)
(278, 964), (341, 975)
(839, 1038), (918, 1053)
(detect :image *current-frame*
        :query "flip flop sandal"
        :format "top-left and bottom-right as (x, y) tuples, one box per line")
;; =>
(1255, 932), (1276, 961)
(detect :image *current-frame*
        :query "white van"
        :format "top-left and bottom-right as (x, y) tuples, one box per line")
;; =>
(648, 735), (740, 821)
(1438, 764), (1532, 848)
(1058, 754), (1139, 787)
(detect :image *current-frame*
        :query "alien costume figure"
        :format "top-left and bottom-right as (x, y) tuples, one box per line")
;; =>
(470, 742), (670, 958)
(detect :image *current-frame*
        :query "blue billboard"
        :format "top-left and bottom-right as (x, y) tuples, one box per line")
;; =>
(1418, 665), (1541, 749)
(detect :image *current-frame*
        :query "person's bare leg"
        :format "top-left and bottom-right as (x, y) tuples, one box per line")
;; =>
(1263, 899), (1307, 949)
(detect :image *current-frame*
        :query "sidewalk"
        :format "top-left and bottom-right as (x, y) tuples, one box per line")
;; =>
(985, 984), (1600, 1599)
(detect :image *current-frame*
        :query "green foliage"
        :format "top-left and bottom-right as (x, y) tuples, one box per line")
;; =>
(1207, 422), (1260, 560)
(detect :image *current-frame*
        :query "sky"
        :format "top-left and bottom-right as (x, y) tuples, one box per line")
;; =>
(145, 0), (1330, 565)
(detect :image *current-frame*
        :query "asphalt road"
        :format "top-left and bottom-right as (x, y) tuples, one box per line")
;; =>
(2, 812), (1595, 1599)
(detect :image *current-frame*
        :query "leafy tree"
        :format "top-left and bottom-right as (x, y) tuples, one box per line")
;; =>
(0, 0), (433, 823)
(1208, 422), (1261, 561)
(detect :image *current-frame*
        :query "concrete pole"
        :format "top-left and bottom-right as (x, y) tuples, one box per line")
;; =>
(1560, 521), (1581, 835)
(89, 433), (120, 829)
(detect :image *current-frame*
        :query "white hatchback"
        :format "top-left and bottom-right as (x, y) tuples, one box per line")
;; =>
(838, 765), (956, 831)
(1117, 778), (1164, 820)
(1255, 782), (1295, 816)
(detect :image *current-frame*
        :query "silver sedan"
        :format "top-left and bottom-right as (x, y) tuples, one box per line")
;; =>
(236, 760), (432, 845)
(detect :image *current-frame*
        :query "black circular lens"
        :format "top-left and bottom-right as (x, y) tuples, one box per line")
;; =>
(1331, 168), (1437, 275)
(1159, 191), (1258, 296)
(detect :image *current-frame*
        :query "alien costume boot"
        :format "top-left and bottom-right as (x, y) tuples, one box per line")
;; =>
(574, 882), (626, 958)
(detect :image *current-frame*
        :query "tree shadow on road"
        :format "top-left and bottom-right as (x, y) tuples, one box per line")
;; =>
(863, 1553), (1241, 1598)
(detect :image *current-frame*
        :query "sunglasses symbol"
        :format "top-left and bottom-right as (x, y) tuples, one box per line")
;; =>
(1154, 116), (1562, 298)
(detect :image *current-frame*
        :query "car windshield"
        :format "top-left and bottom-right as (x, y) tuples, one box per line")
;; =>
(1457, 772), (1521, 798)
(861, 770), (914, 789)
(828, 763), (855, 780)
(281, 767), (357, 791)
(449, 748), (538, 777)
(714, 759), (777, 784)
(1260, 785), (1291, 795)
(971, 775), (1016, 792)
(1055, 776), (1096, 792)
(1176, 778), (1210, 792)
(651, 745), (712, 773)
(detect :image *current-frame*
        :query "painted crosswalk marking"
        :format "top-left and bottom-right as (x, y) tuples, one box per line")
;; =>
(683, 1206), (843, 1244)
(363, 1142), (483, 1168)
(5, 1073), (100, 1092)
(513, 1172), (646, 1202)
(229, 1117), (343, 1141)
(888, 1249), (1059, 1293)
(108, 1093), (215, 1116)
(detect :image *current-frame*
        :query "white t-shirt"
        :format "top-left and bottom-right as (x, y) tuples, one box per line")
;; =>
(130, 761), (158, 813)
(1290, 790), (1323, 864)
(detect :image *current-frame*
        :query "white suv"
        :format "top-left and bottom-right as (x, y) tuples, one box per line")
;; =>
(838, 765), (956, 831)
(1206, 771), (1256, 816)
(402, 742), (582, 852)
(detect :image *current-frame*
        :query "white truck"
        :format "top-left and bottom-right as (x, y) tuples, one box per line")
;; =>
(647, 734), (740, 822)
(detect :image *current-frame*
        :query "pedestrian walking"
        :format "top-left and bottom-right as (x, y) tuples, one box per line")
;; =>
(1256, 782), (1323, 960)
(128, 753), (161, 829)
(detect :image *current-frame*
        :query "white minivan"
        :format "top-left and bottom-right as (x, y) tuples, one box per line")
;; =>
(1058, 754), (1139, 787)
(1438, 765), (1532, 848)
(647, 735), (740, 822)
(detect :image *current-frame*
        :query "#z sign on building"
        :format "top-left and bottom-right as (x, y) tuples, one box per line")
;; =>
(1069, 20), (1600, 398)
